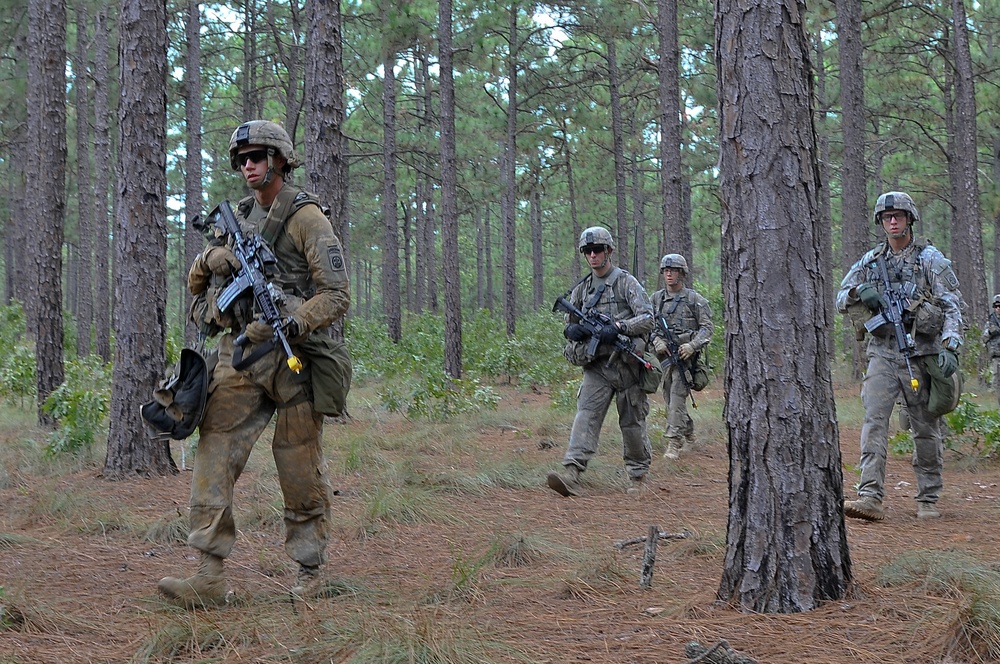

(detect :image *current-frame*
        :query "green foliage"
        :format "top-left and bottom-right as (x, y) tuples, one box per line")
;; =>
(42, 356), (112, 457)
(944, 395), (1000, 457)
(888, 430), (914, 456)
(0, 303), (35, 407)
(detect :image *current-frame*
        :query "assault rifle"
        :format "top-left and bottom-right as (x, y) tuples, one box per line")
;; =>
(553, 295), (652, 370)
(864, 254), (918, 391)
(655, 315), (697, 408)
(204, 200), (303, 374)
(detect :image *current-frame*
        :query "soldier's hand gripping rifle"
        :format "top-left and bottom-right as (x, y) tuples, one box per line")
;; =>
(864, 254), (918, 391)
(655, 315), (697, 408)
(552, 295), (652, 370)
(206, 200), (303, 374)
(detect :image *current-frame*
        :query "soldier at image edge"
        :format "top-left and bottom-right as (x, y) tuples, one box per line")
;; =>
(649, 254), (714, 459)
(837, 191), (963, 522)
(547, 226), (655, 497)
(983, 294), (1000, 407)
(156, 120), (351, 607)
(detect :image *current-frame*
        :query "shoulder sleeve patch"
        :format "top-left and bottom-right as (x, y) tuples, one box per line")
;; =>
(328, 245), (346, 272)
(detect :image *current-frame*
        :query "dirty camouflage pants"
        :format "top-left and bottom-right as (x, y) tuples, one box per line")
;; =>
(661, 364), (693, 444)
(564, 361), (651, 479)
(858, 353), (943, 504)
(186, 334), (331, 567)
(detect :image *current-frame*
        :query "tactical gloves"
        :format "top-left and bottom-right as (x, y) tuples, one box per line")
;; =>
(598, 323), (621, 344)
(678, 342), (696, 361)
(856, 283), (883, 312)
(937, 348), (959, 378)
(245, 321), (274, 344)
(652, 337), (669, 356)
(564, 324), (590, 342)
(205, 246), (241, 277)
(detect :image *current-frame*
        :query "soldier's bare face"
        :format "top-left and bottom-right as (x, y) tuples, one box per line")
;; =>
(662, 267), (683, 291)
(880, 210), (910, 240)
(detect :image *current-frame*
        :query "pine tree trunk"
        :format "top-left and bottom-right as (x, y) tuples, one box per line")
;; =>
(105, 0), (173, 477)
(184, 0), (203, 346)
(715, 0), (851, 612)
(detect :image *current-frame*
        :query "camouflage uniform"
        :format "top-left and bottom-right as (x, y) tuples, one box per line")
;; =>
(650, 286), (713, 452)
(561, 267), (654, 480)
(837, 237), (962, 512)
(188, 192), (350, 566)
(982, 295), (1000, 406)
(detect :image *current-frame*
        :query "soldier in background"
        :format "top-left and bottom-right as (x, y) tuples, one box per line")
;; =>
(649, 254), (713, 459)
(982, 294), (1000, 406)
(837, 191), (962, 522)
(547, 227), (654, 497)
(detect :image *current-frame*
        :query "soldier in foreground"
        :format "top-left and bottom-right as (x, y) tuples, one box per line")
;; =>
(649, 254), (713, 459)
(157, 120), (350, 607)
(837, 191), (962, 521)
(547, 227), (654, 497)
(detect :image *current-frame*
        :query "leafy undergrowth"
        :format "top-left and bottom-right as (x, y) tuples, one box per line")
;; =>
(2, 382), (1000, 663)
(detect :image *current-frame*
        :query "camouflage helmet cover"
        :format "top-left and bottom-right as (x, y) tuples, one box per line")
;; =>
(659, 253), (689, 274)
(993, 294), (1000, 306)
(578, 226), (615, 251)
(229, 120), (301, 170)
(873, 191), (919, 225)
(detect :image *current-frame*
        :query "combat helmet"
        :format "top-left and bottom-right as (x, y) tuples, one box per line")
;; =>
(994, 294), (1000, 306)
(578, 226), (615, 252)
(659, 253), (689, 274)
(140, 348), (210, 440)
(873, 191), (919, 225)
(229, 120), (301, 171)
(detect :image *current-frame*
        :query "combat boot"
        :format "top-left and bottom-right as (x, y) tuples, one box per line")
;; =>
(626, 474), (645, 496)
(547, 465), (583, 497)
(290, 564), (323, 601)
(157, 552), (229, 608)
(663, 438), (683, 460)
(917, 502), (941, 519)
(843, 496), (885, 522)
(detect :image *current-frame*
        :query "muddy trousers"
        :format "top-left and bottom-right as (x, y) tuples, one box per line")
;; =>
(186, 336), (331, 568)
(858, 353), (943, 504)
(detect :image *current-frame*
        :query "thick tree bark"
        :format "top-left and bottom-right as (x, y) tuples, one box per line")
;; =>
(715, 0), (851, 612)
(836, 0), (868, 380)
(948, 0), (986, 329)
(74, 6), (94, 358)
(381, 15), (401, 343)
(105, 0), (173, 477)
(305, 0), (349, 339)
(28, 0), (67, 426)
(485, 203), (494, 311)
(184, 0), (203, 346)
(501, 1), (519, 336)
(606, 39), (629, 270)
(530, 176), (543, 310)
(657, 0), (692, 272)
(439, 0), (462, 379)
(92, 7), (114, 364)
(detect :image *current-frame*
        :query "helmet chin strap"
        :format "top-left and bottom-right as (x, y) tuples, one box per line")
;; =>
(597, 250), (611, 270)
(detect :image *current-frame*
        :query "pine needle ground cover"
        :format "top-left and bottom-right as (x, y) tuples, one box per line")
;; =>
(2, 382), (1000, 663)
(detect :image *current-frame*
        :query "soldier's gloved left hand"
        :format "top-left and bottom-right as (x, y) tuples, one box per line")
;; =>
(245, 321), (273, 344)
(678, 342), (695, 361)
(598, 324), (620, 344)
(856, 283), (883, 312)
(564, 324), (590, 342)
(937, 348), (959, 378)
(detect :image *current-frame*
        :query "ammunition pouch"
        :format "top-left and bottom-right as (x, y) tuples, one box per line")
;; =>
(911, 301), (944, 339)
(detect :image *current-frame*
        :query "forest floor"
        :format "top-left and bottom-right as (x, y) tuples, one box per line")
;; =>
(2, 380), (1000, 663)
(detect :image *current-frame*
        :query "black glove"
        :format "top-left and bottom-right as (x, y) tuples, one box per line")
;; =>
(937, 348), (959, 378)
(564, 324), (590, 342)
(856, 283), (883, 312)
(598, 323), (621, 344)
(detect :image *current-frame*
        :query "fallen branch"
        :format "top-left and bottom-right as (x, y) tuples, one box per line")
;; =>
(614, 530), (689, 550)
